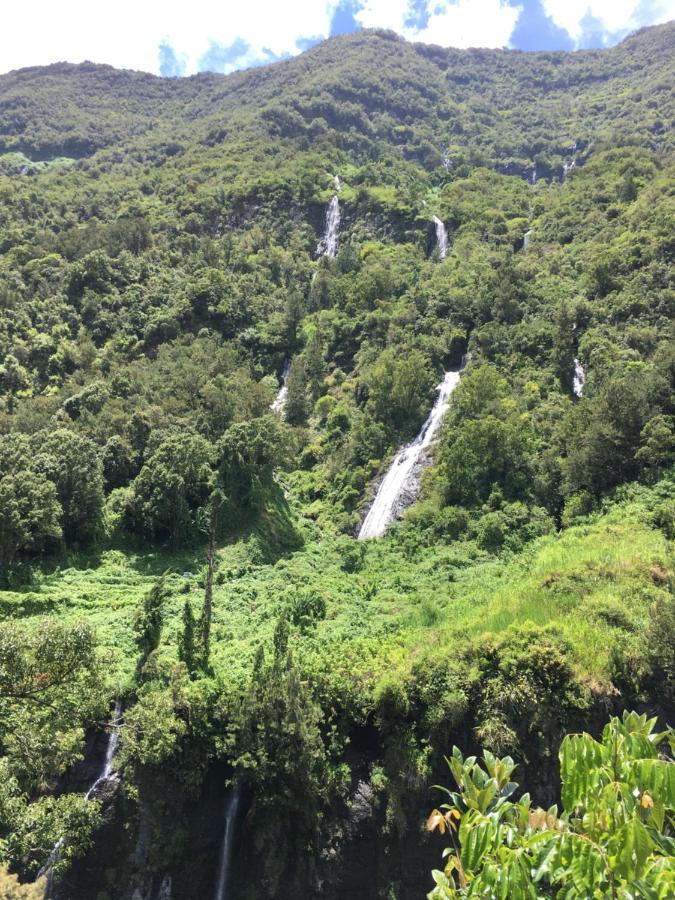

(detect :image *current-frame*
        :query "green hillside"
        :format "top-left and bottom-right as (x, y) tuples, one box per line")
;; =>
(0, 24), (673, 899)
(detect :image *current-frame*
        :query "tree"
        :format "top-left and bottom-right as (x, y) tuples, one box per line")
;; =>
(427, 711), (675, 898)
(283, 287), (303, 347)
(0, 471), (62, 579)
(552, 302), (576, 394)
(636, 415), (675, 479)
(440, 416), (532, 507)
(218, 415), (287, 508)
(232, 617), (332, 884)
(134, 575), (168, 679)
(284, 358), (309, 425)
(562, 373), (665, 499)
(32, 429), (104, 544)
(0, 355), (30, 413)
(101, 435), (137, 490)
(198, 489), (224, 668)
(0, 620), (102, 791)
(366, 348), (436, 436)
(132, 431), (215, 542)
(178, 599), (197, 677)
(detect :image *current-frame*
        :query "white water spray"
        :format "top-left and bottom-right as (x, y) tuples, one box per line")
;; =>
(562, 159), (577, 180)
(270, 360), (291, 413)
(358, 362), (465, 540)
(317, 195), (340, 258)
(84, 700), (123, 799)
(39, 701), (123, 895)
(213, 784), (242, 900)
(523, 229), (532, 250)
(573, 358), (585, 398)
(431, 216), (448, 260)
(530, 166), (538, 185)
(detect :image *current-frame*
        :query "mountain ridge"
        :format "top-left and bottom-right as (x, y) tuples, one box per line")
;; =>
(0, 18), (673, 900)
(1, 22), (673, 168)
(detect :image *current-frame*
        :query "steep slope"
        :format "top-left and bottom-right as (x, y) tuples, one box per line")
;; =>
(0, 24), (673, 900)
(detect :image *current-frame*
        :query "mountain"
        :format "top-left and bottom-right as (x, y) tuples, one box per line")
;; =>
(0, 24), (673, 900)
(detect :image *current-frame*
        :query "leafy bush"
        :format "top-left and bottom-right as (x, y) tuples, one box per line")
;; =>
(428, 711), (675, 898)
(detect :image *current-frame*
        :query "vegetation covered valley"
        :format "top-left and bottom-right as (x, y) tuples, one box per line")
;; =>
(0, 22), (673, 899)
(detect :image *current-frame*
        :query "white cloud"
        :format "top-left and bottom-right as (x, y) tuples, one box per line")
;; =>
(414, 1), (522, 48)
(0, 0), (339, 75)
(354, 0), (415, 32)
(0, 0), (672, 75)
(542, 0), (675, 45)
(355, 0), (521, 48)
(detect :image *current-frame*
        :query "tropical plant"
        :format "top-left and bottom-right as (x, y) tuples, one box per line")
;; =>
(427, 711), (675, 898)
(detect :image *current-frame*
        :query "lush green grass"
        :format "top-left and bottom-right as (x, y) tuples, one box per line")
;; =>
(3, 483), (670, 701)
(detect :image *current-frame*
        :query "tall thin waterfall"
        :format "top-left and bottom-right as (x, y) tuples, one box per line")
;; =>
(523, 229), (532, 251)
(573, 358), (585, 398)
(530, 165), (538, 185)
(270, 360), (291, 413)
(317, 178), (341, 258)
(358, 363), (464, 540)
(432, 216), (448, 260)
(39, 701), (123, 895)
(213, 785), (242, 900)
(85, 699), (123, 799)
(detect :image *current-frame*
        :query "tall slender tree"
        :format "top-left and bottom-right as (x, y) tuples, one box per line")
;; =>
(199, 489), (225, 668)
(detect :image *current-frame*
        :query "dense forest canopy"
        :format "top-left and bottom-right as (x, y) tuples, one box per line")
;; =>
(0, 22), (673, 900)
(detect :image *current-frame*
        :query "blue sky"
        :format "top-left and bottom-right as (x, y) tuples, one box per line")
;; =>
(1, 1), (673, 76)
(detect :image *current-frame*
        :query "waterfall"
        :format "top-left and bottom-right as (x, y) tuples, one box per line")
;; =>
(213, 784), (242, 900)
(431, 216), (448, 260)
(84, 699), (123, 799)
(270, 360), (291, 413)
(441, 146), (452, 171)
(334, 174), (341, 192)
(358, 361), (465, 540)
(523, 229), (532, 250)
(530, 166), (538, 185)
(562, 159), (577, 180)
(38, 701), (123, 894)
(573, 358), (585, 398)
(317, 195), (340, 258)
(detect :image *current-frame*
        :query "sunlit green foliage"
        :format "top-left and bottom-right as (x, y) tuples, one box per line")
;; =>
(0, 22), (673, 897)
(428, 711), (675, 898)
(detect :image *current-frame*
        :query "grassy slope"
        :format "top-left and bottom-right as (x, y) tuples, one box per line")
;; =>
(3, 480), (671, 701)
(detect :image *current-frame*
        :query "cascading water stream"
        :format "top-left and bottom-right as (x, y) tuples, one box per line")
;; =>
(573, 358), (585, 398)
(358, 361), (465, 540)
(270, 360), (291, 413)
(523, 229), (532, 250)
(562, 159), (577, 180)
(38, 701), (123, 896)
(84, 699), (123, 799)
(431, 216), (448, 260)
(317, 178), (341, 257)
(213, 784), (242, 900)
